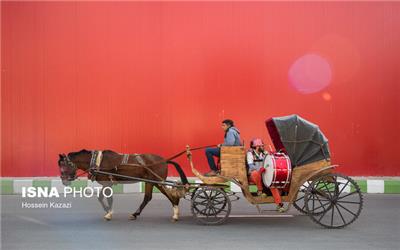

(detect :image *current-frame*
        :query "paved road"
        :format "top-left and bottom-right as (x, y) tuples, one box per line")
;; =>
(1, 194), (399, 250)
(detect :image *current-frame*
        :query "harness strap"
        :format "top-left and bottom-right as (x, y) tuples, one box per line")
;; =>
(133, 154), (165, 182)
(90, 150), (103, 169)
(89, 151), (103, 181)
(117, 145), (215, 170)
(121, 154), (130, 165)
(133, 154), (145, 165)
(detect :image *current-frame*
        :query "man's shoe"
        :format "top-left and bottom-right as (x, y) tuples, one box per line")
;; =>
(257, 191), (267, 198)
(276, 203), (286, 213)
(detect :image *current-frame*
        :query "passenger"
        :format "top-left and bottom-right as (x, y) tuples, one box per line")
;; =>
(247, 138), (284, 212)
(205, 119), (241, 176)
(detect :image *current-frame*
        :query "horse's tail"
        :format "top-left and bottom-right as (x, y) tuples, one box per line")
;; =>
(166, 160), (189, 185)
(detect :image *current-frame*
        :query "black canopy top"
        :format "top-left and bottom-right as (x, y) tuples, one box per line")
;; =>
(265, 114), (330, 167)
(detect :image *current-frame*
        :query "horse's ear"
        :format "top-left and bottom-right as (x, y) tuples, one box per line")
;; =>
(59, 154), (64, 159)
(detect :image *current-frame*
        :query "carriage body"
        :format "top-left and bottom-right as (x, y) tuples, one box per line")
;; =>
(194, 146), (335, 205)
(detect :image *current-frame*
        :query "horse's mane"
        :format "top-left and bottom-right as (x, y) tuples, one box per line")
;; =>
(68, 149), (90, 157)
(68, 149), (118, 157)
(103, 150), (118, 154)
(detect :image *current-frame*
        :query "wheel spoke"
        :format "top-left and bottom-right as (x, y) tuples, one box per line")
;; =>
(210, 206), (218, 217)
(330, 203), (335, 226)
(197, 194), (208, 200)
(199, 207), (208, 214)
(337, 191), (358, 200)
(335, 202), (357, 217)
(336, 200), (361, 205)
(311, 201), (332, 211)
(337, 180), (350, 195)
(312, 194), (315, 211)
(193, 200), (208, 206)
(322, 182), (334, 200)
(314, 192), (328, 212)
(212, 200), (226, 206)
(317, 206), (330, 222)
(334, 203), (346, 225)
(295, 195), (305, 203)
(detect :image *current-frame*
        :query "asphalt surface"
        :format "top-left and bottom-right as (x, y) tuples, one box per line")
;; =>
(1, 193), (399, 250)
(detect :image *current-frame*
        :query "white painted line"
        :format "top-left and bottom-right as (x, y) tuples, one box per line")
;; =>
(367, 180), (384, 193)
(16, 215), (50, 226)
(229, 214), (294, 218)
(13, 180), (33, 194)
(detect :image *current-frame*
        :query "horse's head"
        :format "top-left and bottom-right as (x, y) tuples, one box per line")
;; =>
(58, 150), (91, 186)
(58, 154), (77, 186)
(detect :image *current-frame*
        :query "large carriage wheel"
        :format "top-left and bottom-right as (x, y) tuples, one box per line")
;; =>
(304, 173), (363, 229)
(191, 187), (231, 225)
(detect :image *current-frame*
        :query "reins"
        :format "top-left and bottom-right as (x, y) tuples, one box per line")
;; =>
(116, 145), (216, 182)
(120, 144), (216, 169)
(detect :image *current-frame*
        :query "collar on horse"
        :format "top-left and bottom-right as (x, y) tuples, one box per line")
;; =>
(90, 150), (103, 170)
(88, 150), (103, 181)
(121, 154), (129, 165)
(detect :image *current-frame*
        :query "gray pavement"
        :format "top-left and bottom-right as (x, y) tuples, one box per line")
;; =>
(1, 194), (399, 250)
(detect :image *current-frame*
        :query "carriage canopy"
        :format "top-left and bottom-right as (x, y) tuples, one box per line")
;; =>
(266, 114), (330, 167)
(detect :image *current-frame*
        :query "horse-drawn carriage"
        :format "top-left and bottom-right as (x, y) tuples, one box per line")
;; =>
(58, 115), (363, 228)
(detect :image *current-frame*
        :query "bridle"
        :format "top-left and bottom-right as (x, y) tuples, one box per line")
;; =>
(60, 154), (78, 181)
(61, 151), (103, 181)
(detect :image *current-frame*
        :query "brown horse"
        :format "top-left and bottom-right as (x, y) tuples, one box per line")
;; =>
(58, 149), (189, 221)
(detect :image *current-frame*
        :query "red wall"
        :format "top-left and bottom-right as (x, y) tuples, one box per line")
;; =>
(2, 2), (399, 177)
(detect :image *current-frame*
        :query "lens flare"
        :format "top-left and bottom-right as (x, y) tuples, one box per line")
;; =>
(289, 54), (332, 94)
(322, 92), (332, 101)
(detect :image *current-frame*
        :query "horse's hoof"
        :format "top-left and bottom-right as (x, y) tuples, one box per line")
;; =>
(129, 214), (137, 220)
(171, 218), (178, 223)
(104, 211), (113, 221)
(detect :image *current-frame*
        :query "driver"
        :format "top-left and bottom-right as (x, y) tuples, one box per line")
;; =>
(204, 119), (242, 176)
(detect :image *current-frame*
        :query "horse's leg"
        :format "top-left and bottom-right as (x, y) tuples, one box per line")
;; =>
(102, 184), (114, 220)
(97, 188), (109, 213)
(129, 182), (153, 220)
(170, 194), (180, 222)
(155, 184), (180, 222)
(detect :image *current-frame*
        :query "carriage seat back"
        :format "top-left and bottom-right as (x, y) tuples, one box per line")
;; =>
(220, 146), (247, 182)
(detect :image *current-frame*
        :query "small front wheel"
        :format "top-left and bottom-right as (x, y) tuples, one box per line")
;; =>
(191, 187), (231, 225)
